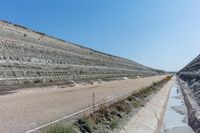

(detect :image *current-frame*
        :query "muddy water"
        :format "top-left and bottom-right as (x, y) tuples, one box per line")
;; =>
(161, 81), (194, 133)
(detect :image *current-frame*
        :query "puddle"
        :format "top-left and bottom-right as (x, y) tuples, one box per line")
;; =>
(161, 81), (194, 133)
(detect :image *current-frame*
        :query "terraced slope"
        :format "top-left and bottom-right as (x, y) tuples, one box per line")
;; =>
(0, 20), (162, 88)
(179, 54), (200, 105)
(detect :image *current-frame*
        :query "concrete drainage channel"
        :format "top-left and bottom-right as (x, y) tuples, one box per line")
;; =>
(120, 76), (174, 133)
(119, 76), (196, 133)
(161, 81), (194, 133)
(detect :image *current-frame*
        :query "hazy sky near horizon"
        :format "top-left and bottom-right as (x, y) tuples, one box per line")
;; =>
(0, 0), (200, 71)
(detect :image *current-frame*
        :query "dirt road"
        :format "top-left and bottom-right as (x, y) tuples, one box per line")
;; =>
(0, 75), (167, 133)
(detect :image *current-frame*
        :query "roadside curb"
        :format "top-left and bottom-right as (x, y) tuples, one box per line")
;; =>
(120, 76), (175, 133)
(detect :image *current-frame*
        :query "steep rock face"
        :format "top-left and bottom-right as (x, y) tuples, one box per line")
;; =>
(0, 20), (161, 87)
(179, 54), (200, 105)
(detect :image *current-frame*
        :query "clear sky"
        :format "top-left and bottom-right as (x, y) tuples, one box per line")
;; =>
(0, 0), (200, 71)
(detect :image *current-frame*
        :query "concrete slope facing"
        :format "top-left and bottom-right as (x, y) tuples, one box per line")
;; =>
(0, 20), (163, 90)
(178, 54), (200, 105)
(178, 54), (200, 132)
(120, 76), (175, 133)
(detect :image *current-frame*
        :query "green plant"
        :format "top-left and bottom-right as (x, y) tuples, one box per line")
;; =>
(115, 102), (131, 113)
(23, 80), (31, 84)
(110, 120), (118, 129)
(42, 124), (76, 133)
(132, 100), (140, 108)
(78, 117), (93, 133)
(34, 79), (42, 83)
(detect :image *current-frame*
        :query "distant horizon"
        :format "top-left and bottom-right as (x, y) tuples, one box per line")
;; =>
(1, 0), (200, 71)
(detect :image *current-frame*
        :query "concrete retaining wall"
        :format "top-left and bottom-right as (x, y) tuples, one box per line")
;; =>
(178, 77), (200, 133)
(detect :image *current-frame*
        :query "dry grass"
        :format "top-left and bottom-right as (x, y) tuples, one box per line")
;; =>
(42, 124), (76, 133)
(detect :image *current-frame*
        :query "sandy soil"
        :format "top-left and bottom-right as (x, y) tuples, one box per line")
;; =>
(0, 75), (167, 133)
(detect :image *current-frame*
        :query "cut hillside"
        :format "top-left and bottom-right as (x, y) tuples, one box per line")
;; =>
(0, 20), (163, 90)
(179, 54), (200, 105)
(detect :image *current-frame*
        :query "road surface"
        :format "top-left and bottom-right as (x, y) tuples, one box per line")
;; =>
(0, 75), (167, 133)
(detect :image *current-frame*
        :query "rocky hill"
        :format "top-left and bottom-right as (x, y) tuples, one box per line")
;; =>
(0, 20), (162, 89)
(178, 54), (200, 105)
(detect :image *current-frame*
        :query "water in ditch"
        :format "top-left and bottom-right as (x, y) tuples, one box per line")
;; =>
(161, 81), (194, 133)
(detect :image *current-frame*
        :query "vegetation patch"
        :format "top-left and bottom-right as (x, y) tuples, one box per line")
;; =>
(23, 80), (32, 84)
(34, 79), (43, 84)
(75, 117), (94, 133)
(42, 124), (76, 133)
(110, 120), (118, 129)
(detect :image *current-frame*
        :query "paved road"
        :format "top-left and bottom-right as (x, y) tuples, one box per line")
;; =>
(0, 75), (167, 133)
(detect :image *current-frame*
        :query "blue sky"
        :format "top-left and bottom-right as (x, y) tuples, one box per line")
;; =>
(0, 0), (200, 71)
